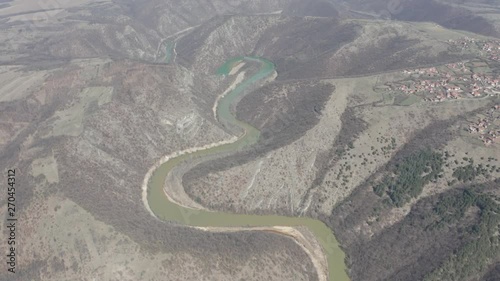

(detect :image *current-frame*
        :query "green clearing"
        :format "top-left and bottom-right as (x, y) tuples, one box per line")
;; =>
(393, 94), (422, 106)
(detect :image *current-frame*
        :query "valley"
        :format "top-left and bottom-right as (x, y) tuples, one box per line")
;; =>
(146, 56), (347, 281)
(0, 1), (499, 280)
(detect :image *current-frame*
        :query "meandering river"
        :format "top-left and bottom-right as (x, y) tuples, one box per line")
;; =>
(146, 56), (349, 281)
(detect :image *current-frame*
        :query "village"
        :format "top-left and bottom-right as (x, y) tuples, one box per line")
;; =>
(379, 38), (500, 146)
(384, 37), (500, 102)
(448, 37), (500, 63)
(467, 104), (500, 146)
(387, 60), (499, 103)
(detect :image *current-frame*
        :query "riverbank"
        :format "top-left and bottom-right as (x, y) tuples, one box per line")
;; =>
(196, 225), (328, 281)
(141, 135), (240, 216)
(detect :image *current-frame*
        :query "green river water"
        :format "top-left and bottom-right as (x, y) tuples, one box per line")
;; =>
(147, 56), (349, 281)
(165, 42), (174, 64)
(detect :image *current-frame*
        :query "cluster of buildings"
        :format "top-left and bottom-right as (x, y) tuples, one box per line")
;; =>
(386, 37), (500, 146)
(481, 41), (500, 62)
(468, 105), (500, 146)
(448, 37), (476, 47)
(473, 38), (500, 62)
(388, 60), (500, 103)
(448, 37), (500, 62)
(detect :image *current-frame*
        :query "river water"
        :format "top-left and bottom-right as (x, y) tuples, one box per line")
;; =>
(147, 56), (349, 281)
